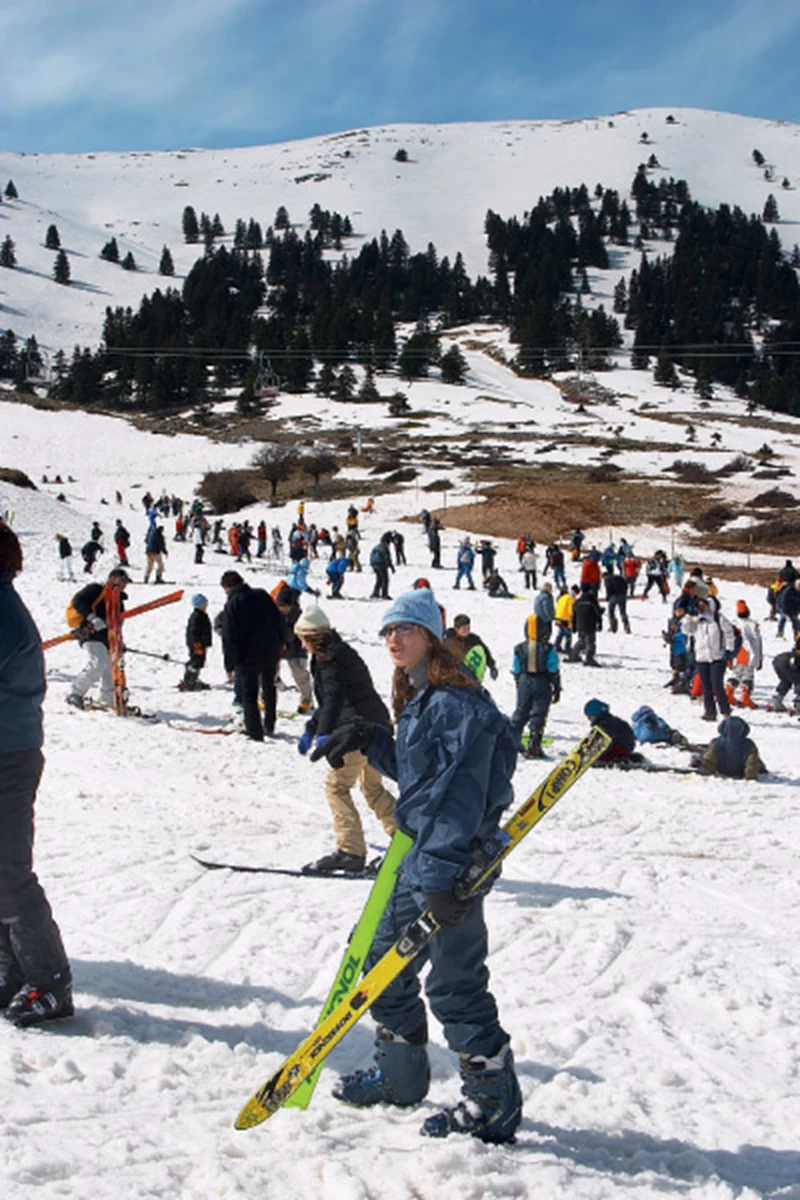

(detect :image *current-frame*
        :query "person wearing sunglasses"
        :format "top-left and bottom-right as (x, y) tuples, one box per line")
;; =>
(310, 586), (522, 1144)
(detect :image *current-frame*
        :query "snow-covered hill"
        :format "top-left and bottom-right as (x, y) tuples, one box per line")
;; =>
(1, 107), (799, 356)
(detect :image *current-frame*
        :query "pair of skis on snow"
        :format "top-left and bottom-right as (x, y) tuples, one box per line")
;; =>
(230, 723), (612, 1130)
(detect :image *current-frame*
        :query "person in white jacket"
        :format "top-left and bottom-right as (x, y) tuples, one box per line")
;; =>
(681, 595), (736, 721)
(726, 600), (762, 709)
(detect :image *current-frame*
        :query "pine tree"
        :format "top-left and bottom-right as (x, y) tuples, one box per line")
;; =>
(122, 251), (137, 271)
(182, 205), (199, 244)
(283, 327), (313, 392)
(0, 330), (18, 379)
(159, 245), (175, 276)
(752, 149), (765, 167)
(694, 362), (714, 399)
(394, 148), (408, 163)
(0, 235), (17, 268)
(315, 362), (337, 397)
(613, 277), (627, 313)
(762, 194), (780, 223)
(54, 249), (71, 285)
(22, 335), (44, 385)
(211, 212), (224, 238)
(388, 390), (410, 416)
(4, 180), (18, 199)
(274, 205), (290, 230)
(357, 370), (381, 403)
(334, 364), (357, 401)
(440, 344), (467, 384)
(100, 237), (119, 263)
(654, 347), (679, 389)
(45, 224), (61, 250)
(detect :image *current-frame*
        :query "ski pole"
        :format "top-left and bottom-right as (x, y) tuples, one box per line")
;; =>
(124, 647), (173, 662)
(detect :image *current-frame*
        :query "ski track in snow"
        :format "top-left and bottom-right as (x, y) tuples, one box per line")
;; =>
(2, 393), (800, 1200)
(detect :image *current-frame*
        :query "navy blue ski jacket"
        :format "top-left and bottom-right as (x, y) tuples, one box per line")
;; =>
(0, 573), (45, 752)
(367, 683), (517, 893)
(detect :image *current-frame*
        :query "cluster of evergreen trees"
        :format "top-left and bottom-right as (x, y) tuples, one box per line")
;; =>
(623, 199), (800, 413)
(0, 331), (44, 390)
(4, 168), (799, 417)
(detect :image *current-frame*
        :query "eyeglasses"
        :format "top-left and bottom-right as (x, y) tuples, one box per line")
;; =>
(380, 622), (418, 639)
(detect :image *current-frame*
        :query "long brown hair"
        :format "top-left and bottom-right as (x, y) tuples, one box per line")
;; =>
(391, 630), (478, 720)
(300, 629), (335, 659)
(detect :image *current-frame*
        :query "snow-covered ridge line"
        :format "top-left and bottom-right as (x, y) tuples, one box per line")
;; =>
(1, 107), (798, 354)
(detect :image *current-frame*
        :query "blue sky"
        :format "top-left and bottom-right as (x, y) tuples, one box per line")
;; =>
(2, 0), (799, 153)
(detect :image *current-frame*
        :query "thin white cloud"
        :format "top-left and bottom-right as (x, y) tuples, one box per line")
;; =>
(472, 0), (800, 117)
(1, 0), (263, 114)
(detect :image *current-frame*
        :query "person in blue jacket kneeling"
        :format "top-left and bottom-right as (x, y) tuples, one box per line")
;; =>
(310, 586), (522, 1144)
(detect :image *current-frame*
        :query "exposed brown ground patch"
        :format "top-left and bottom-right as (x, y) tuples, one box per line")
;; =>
(426, 472), (715, 544)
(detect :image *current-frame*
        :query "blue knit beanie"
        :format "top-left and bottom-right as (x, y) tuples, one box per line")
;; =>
(380, 588), (443, 641)
(584, 698), (609, 719)
(191, 593), (208, 608)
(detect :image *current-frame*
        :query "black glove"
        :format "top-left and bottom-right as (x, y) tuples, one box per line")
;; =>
(426, 890), (474, 928)
(310, 718), (374, 768)
(551, 684), (561, 704)
(489, 665), (499, 681)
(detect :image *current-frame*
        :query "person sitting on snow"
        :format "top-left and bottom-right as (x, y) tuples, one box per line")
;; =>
(584, 698), (638, 766)
(695, 715), (767, 780)
(486, 568), (512, 598)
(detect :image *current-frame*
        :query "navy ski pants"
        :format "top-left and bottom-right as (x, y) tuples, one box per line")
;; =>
(365, 874), (507, 1058)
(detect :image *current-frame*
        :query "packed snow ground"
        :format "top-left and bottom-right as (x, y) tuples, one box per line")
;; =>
(2, 398), (800, 1200)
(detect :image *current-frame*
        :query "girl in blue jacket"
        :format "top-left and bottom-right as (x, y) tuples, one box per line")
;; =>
(311, 587), (522, 1144)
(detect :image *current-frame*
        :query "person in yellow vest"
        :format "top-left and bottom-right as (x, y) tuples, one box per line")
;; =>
(554, 585), (577, 655)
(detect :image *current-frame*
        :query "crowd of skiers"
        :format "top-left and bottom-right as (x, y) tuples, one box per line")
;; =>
(53, 494), (799, 757)
(6, 485), (798, 1153)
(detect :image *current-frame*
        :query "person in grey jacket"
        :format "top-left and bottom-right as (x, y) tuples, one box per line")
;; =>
(0, 522), (73, 1027)
(533, 582), (555, 638)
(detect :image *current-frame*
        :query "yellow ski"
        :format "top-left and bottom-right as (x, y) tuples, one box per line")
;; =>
(234, 725), (612, 1130)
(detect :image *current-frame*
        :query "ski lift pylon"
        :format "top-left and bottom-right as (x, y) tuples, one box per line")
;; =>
(255, 353), (279, 399)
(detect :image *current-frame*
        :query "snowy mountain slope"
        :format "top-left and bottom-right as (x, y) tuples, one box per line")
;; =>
(2, 397), (800, 1200)
(1, 107), (799, 356)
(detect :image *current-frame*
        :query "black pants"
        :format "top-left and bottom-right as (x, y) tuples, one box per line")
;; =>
(372, 567), (390, 598)
(0, 749), (70, 992)
(574, 630), (597, 663)
(182, 649), (207, 688)
(511, 674), (551, 737)
(697, 659), (730, 719)
(237, 667), (277, 740)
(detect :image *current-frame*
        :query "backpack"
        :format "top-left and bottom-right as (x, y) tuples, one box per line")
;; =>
(65, 588), (103, 629)
(370, 545), (384, 568)
(631, 705), (678, 745)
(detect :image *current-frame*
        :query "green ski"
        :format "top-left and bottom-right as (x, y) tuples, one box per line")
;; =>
(284, 830), (413, 1110)
(235, 725), (612, 1130)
